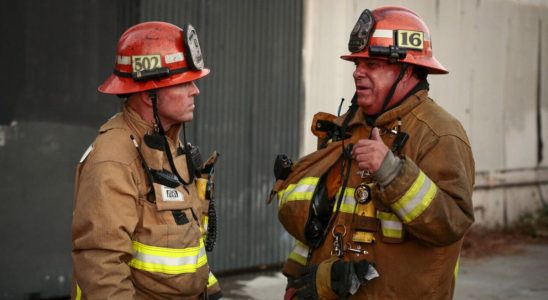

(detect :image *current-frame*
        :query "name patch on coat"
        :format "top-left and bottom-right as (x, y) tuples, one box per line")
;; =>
(161, 185), (184, 202)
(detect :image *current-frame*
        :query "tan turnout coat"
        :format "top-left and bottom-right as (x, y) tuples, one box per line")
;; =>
(275, 89), (475, 299)
(72, 105), (220, 299)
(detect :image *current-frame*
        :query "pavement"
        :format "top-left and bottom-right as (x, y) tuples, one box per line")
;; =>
(218, 243), (548, 300)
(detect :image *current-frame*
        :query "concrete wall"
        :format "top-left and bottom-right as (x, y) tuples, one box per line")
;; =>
(302, 0), (548, 227)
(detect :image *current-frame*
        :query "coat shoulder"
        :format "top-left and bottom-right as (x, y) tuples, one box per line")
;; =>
(412, 98), (471, 147)
(85, 115), (138, 166)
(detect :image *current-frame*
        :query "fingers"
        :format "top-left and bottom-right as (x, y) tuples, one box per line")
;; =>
(351, 128), (390, 174)
(370, 127), (381, 141)
(351, 128), (384, 156)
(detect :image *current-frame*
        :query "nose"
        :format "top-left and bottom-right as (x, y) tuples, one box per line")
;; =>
(353, 61), (366, 79)
(190, 81), (200, 96)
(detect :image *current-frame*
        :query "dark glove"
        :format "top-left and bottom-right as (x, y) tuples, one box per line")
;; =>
(293, 258), (378, 300)
(331, 259), (379, 297)
(293, 263), (321, 300)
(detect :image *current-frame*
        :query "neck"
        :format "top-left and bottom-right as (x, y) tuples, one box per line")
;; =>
(364, 78), (428, 119)
(127, 95), (175, 132)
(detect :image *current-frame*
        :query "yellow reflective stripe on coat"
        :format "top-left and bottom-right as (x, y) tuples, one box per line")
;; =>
(75, 284), (82, 300)
(288, 240), (309, 266)
(129, 240), (207, 275)
(454, 256), (460, 281)
(391, 171), (437, 223)
(377, 211), (403, 238)
(207, 272), (218, 288)
(277, 177), (319, 209)
(334, 187), (357, 214)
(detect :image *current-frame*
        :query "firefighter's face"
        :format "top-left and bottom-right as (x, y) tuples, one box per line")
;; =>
(156, 81), (200, 128)
(353, 58), (408, 115)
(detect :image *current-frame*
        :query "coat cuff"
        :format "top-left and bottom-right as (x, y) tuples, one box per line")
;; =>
(378, 157), (438, 224)
(372, 151), (403, 187)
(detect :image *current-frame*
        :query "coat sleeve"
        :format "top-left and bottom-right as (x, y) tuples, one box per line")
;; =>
(378, 134), (475, 246)
(72, 161), (139, 299)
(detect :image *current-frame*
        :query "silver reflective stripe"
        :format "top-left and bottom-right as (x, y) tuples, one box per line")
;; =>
(402, 177), (431, 215)
(117, 55), (131, 65)
(293, 241), (309, 257)
(377, 211), (403, 238)
(129, 240), (207, 275)
(289, 181), (316, 196)
(372, 29), (431, 41)
(335, 187), (357, 213)
(381, 219), (402, 231)
(288, 241), (309, 266)
(372, 29), (393, 38)
(133, 245), (206, 266)
(278, 177), (319, 208)
(392, 171), (437, 223)
(207, 272), (218, 288)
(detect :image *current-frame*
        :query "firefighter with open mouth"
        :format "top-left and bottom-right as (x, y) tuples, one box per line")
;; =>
(272, 6), (475, 299)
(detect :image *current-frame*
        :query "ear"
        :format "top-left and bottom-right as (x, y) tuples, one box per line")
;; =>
(402, 65), (415, 82)
(400, 65), (419, 88)
(138, 91), (154, 107)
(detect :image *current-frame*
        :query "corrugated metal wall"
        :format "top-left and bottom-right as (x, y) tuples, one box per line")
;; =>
(138, 0), (304, 271)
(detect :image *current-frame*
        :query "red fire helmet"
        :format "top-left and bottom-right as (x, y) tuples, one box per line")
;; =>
(341, 6), (448, 74)
(99, 21), (210, 95)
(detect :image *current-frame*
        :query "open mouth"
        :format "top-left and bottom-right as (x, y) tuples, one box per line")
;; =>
(356, 85), (371, 93)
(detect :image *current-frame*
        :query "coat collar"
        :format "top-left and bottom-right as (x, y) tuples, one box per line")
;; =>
(100, 103), (182, 144)
(333, 89), (429, 129)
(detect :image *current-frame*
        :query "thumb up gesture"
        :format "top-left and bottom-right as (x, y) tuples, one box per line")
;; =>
(351, 127), (390, 175)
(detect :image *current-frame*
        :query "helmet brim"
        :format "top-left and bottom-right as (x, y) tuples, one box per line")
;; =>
(98, 68), (210, 95)
(340, 53), (448, 75)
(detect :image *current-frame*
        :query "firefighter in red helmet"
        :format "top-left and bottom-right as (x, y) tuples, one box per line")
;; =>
(72, 21), (222, 299)
(272, 6), (475, 299)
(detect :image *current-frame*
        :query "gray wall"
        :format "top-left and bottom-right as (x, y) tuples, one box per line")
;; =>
(0, 0), (302, 298)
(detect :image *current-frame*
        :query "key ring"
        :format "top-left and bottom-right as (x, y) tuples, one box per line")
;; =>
(331, 224), (347, 237)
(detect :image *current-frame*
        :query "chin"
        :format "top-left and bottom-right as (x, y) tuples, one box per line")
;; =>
(357, 101), (381, 115)
(357, 97), (373, 108)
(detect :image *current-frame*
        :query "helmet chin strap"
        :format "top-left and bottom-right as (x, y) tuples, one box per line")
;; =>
(149, 90), (165, 136)
(148, 90), (195, 186)
(377, 63), (409, 116)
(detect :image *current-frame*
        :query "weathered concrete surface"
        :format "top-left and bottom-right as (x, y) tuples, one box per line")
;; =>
(455, 244), (548, 300)
(219, 243), (548, 300)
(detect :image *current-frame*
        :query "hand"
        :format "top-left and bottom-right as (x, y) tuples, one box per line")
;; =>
(352, 127), (390, 174)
